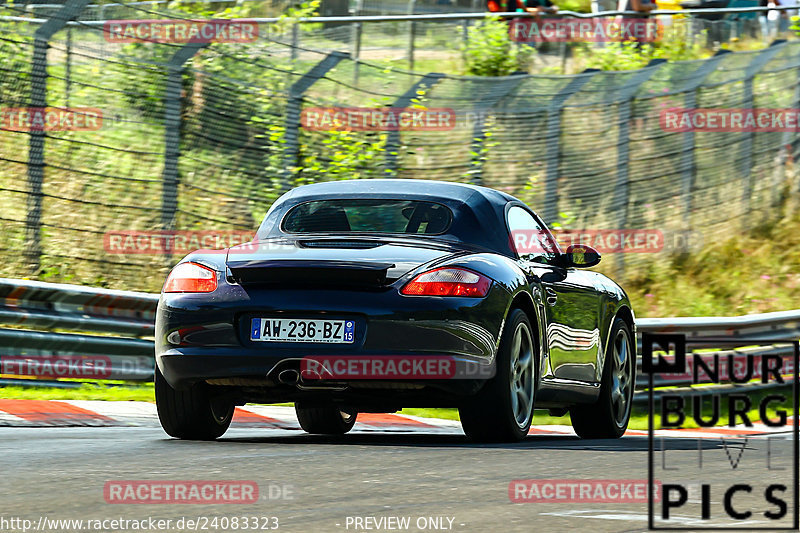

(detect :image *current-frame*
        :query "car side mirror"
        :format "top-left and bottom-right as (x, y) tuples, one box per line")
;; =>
(560, 244), (601, 268)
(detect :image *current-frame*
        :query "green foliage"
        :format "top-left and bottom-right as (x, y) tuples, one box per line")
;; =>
(296, 129), (388, 182)
(574, 25), (707, 71)
(115, 45), (179, 120)
(0, 19), (32, 105)
(623, 211), (800, 318)
(273, 1), (322, 34)
(558, 0), (593, 12)
(462, 17), (534, 76)
(576, 40), (652, 71)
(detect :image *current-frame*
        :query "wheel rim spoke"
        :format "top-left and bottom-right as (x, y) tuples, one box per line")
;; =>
(511, 384), (519, 416)
(511, 332), (522, 363)
(517, 389), (531, 420)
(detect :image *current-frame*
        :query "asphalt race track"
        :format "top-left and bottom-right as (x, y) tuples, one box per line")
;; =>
(1, 406), (797, 533)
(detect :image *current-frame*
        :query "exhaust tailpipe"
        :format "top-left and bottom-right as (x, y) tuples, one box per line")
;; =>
(277, 369), (300, 385)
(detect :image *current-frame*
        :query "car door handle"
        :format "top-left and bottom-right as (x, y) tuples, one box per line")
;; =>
(545, 287), (557, 306)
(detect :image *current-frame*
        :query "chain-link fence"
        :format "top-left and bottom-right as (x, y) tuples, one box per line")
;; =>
(1, 3), (799, 292)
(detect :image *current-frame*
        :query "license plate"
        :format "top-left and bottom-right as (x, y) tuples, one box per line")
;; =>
(250, 318), (355, 343)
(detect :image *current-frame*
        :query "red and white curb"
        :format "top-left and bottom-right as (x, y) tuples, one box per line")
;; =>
(0, 400), (793, 438)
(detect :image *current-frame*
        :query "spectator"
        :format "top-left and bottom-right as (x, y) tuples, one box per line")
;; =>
(487, 0), (557, 13)
(486, 0), (514, 11)
(618, 0), (657, 44)
(759, 0), (780, 38)
(619, 0), (657, 17)
(521, 0), (559, 14)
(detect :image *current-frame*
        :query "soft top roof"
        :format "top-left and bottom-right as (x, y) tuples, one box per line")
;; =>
(256, 179), (522, 257)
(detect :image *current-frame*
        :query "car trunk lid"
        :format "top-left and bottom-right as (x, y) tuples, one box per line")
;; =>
(226, 238), (457, 289)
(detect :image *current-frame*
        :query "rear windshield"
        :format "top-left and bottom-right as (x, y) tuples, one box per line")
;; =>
(282, 199), (453, 235)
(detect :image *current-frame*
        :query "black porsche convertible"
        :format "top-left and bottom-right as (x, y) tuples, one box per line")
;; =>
(155, 179), (636, 442)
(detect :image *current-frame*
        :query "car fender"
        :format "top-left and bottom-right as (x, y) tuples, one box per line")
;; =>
(593, 274), (636, 382)
(408, 252), (545, 375)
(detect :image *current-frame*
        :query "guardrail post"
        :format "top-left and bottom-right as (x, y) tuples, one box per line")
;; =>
(407, 0), (416, 71)
(161, 43), (208, 257)
(25, 0), (90, 276)
(384, 72), (445, 175)
(740, 40), (786, 230)
(351, 0), (364, 84)
(678, 50), (731, 225)
(467, 73), (528, 185)
(542, 68), (599, 222)
(282, 51), (350, 188)
(612, 58), (666, 275)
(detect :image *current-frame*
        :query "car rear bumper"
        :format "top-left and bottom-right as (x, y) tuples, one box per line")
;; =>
(155, 283), (508, 391)
(157, 347), (492, 392)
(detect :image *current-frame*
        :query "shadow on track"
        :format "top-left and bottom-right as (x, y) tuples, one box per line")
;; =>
(176, 433), (731, 452)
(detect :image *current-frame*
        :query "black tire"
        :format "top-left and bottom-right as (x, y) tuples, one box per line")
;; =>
(570, 317), (635, 439)
(155, 366), (234, 440)
(459, 308), (538, 443)
(295, 403), (357, 435)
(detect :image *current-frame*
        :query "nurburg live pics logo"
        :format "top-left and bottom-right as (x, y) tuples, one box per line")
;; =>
(642, 332), (799, 530)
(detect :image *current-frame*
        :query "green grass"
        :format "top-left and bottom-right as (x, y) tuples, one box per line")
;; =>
(2, 383), (793, 433)
(0, 383), (155, 402)
(405, 384), (796, 430)
(622, 210), (800, 318)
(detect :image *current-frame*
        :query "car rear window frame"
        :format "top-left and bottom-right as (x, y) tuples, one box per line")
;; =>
(280, 198), (454, 236)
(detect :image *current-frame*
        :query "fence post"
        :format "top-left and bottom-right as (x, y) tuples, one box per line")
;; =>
(384, 72), (445, 175)
(467, 73), (528, 185)
(461, 17), (469, 61)
(407, 0), (416, 71)
(351, 0), (364, 84)
(677, 50), (731, 225)
(65, 25), (72, 107)
(160, 43), (208, 259)
(25, 0), (89, 276)
(612, 58), (667, 275)
(740, 40), (786, 230)
(787, 45), (800, 196)
(282, 51), (350, 188)
(290, 22), (300, 65)
(542, 69), (599, 223)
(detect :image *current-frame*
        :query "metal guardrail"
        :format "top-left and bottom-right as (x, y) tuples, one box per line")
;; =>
(2, 6), (793, 74)
(0, 278), (157, 382)
(4, 7), (800, 25)
(0, 278), (797, 392)
(636, 315), (799, 387)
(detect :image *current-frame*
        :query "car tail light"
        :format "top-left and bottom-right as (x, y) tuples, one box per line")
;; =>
(401, 267), (492, 297)
(163, 262), (218, 293)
